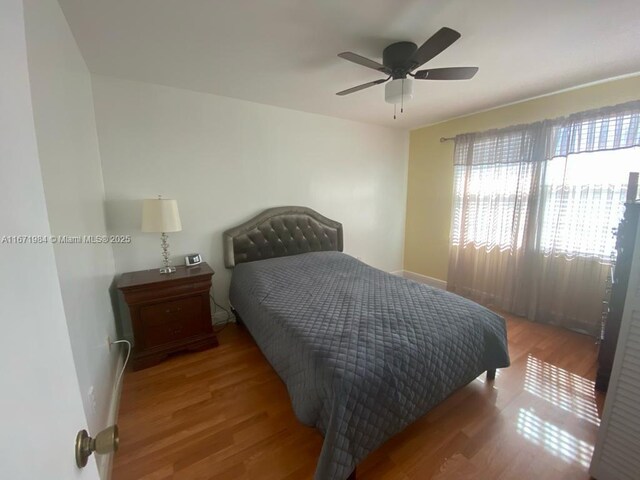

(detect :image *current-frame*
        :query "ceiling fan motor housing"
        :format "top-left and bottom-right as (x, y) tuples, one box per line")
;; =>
(383, 41), (418, 77)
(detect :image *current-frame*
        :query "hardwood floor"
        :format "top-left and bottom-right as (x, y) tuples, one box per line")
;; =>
(112, 315), (604, 479)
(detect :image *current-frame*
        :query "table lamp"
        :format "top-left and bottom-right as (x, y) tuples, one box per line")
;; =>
(141, 196), (182, 273)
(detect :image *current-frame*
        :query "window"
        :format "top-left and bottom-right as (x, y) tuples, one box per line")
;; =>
(451, 129), (539, 252)
(452, 141), (638, 262)
(448, 102), (640, 333)
(539, 148), (638, 260)
(452, 162), (534, 251)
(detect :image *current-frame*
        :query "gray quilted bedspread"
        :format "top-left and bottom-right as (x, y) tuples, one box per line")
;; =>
(229, 252), (509, 480)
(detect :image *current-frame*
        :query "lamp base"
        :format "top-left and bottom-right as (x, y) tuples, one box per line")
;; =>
(159, 266), (177, 274)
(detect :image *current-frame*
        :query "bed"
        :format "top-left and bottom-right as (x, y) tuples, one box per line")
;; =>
(224, 206), (510, 480)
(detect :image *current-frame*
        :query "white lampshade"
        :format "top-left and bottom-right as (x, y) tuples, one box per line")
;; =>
(141, 198), (182, 233)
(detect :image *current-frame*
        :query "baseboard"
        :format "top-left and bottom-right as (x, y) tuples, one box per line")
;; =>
(394, 270), (447, 290)
(97, 347), (126, 480)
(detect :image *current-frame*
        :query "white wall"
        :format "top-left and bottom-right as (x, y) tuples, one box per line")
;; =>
(91, 75), (409, 321)
(23, 0), (119, 474)
(0, 0), (98, 477)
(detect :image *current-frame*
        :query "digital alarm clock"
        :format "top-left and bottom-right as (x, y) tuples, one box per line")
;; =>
(185, 253), (202, 266)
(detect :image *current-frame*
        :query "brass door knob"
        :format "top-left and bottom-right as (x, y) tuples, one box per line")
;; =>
(75, 425), (119, 468)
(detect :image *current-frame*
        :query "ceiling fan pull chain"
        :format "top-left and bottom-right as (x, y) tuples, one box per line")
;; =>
(401, 79), (404, 113)
(394, 103), (396, 120)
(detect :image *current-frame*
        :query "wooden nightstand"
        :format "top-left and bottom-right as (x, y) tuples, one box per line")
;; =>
(117, 262), (218, 370)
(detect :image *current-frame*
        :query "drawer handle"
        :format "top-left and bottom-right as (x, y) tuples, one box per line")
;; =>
(165, 307), (182, 314)
(171, 324), (183, 336)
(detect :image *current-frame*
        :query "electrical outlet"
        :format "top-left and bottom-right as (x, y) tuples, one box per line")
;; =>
(87, 386), (97, 415)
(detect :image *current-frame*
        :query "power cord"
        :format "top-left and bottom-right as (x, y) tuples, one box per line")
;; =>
(210, 290), (233, 334)
(111, 339), (131, 390)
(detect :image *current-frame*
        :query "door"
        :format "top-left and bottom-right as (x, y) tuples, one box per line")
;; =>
(589, 214), (640, 478)
(0, 1), (99, 478)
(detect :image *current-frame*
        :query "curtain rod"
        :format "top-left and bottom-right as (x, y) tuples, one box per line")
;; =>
(438, 99), (640, 144)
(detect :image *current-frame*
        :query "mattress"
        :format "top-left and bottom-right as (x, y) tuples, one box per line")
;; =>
(229, 251), (510, 480)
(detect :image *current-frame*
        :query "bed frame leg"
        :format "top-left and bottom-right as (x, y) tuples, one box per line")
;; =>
(347, 468), (356, 480)
(231, 308), (244, 328)
(487, 368), (496, 380)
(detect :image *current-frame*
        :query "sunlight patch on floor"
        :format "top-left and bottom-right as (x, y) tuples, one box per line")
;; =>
(524, 355), (600, 425)
(516, 407), (594, 468)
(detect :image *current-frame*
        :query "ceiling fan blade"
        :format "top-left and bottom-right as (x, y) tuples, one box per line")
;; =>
(338, 52), (391, 74)
(409, 27), (461, 70)
(336, 78), (389, 96)
(414, 66), (479, 80)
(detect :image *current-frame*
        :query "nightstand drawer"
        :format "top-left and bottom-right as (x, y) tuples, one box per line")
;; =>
(117, 263), (218, 370)
(140, 297), (203, 347)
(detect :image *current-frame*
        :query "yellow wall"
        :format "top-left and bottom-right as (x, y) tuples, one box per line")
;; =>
(404, 75), (640, 281)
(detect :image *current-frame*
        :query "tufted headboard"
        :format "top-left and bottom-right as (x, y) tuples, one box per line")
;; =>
(223, 206), (343, 268)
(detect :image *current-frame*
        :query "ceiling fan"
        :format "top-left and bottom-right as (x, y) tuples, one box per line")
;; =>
(336, 27), (478, 116)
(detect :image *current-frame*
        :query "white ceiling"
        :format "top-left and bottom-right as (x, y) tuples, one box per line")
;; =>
(58, 0), (640, 129)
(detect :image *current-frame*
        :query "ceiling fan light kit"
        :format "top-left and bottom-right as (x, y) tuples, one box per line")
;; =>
(336, 27), (478, 119)
(385, 78), (413, 105)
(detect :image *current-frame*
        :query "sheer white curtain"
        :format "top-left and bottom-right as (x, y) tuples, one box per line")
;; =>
(448, 101), (640, 334)
(449, 124), (546, 314)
